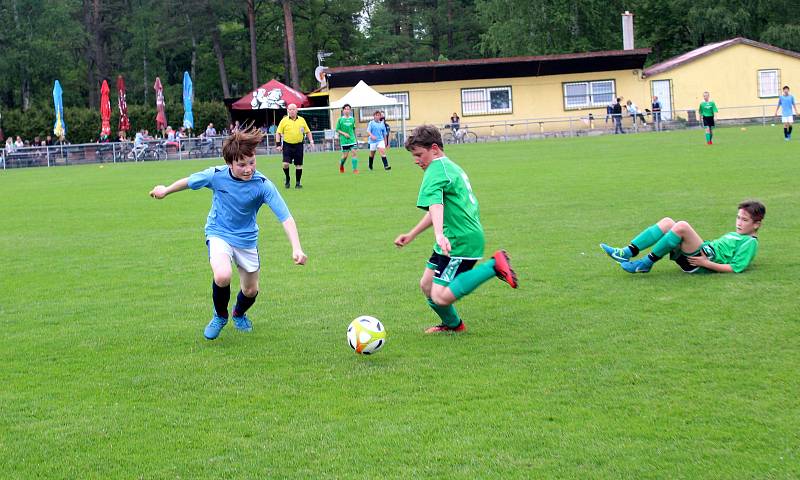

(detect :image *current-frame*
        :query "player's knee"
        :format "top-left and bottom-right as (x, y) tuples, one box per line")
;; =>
(659, 217), (675, 230)
(419, 279), (430, 296)
(673, 220), (691, 234)
(430, 290), (454, 307)
(242, 286), (259, 297)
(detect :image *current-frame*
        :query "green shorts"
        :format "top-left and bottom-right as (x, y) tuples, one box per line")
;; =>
(427, 251), (478, 286)
(669, 241), (715, 273)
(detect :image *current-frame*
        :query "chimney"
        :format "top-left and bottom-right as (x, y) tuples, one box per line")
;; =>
(622, 11), (634, 50)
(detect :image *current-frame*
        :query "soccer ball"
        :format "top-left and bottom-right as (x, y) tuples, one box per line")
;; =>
(347, 316), (386, 355)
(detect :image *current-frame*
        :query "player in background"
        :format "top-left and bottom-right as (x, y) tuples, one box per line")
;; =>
(600, 200), (765, 274)
(775, 86), (798, 140)
(335, 104), (359, 174)
(394, 125), (517, 333)
(699, 91), (718, 145)
(149, 128), (307, 340)
(366, 111), (391, 171)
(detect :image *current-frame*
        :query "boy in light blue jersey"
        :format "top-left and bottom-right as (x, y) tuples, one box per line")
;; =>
(774, 85), (798, 140)
(366, 110), (391, 171)
(150, 129), (307, 340)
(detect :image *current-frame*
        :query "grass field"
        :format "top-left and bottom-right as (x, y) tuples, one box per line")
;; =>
(1, 126), (798, 478)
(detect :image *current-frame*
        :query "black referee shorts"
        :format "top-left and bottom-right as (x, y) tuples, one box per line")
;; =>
(282, 142), (304, 165)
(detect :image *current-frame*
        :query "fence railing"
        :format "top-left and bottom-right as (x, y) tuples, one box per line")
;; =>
(1, 104), (788, 169)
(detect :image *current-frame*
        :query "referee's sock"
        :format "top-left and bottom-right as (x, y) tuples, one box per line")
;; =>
(283, 167), (290, 184)
(295, 169), (303, 184)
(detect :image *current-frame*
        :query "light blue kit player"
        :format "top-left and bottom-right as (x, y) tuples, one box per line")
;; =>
(366, 110), (391, 171)
(150, 129), (307, 340)
(775, 85), (798, 140)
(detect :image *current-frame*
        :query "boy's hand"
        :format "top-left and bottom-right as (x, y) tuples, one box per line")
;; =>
(369, 134), (376, 141)
(149, 185), (168, 199)
(687, 252), (712, 267)
(293, 249), (307, 265)
(436, 233), (451, 256)
(394, 233), (414, 248)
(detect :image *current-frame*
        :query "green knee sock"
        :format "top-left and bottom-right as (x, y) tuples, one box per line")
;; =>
(631, 224), (665, 250)
(339, 158), (345, 166)
(448, 259), (496, 299)
(352, 157), (358, 170)
(705, 132), (711, 142)
(426, 298), (461, 328)
(651, 230), (682, 258)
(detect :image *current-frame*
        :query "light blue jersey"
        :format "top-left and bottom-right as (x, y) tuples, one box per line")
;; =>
(367, 120), (387, 143)
(778, 94), (796, 117)
(187, 166), (291, 249)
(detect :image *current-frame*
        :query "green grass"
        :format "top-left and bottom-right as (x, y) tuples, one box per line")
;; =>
(1, 126), (798, 478)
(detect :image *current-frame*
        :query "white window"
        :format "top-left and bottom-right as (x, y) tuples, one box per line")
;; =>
(563, 80), (616, 109)
(461, 86), (512, 115)
(758, 69), (780, 97)
(358, 92), (409, 122)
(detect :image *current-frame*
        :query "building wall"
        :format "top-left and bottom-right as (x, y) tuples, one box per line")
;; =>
(328, 70), (645, 137)
(646, 43), (800, 120)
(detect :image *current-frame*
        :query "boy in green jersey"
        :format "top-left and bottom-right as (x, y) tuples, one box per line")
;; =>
(600, 200), (765, 274)
(699, 91), (718, 144)
(394, 125), (518, 333)
(335, 104), (359, 174)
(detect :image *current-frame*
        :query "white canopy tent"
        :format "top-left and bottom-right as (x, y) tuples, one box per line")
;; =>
(301, 80), (407, 148)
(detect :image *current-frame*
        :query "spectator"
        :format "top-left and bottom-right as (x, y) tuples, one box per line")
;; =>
(651, 96), (662, 131)
(626, 100), (647, 129)
(45, 135), (54, 146)
(450, 112), (460, 131)
(204, 123), (217, 137)
(612, 98), (624, 134)
(5, 137), (16, 153)
(15, 136), (24, 149)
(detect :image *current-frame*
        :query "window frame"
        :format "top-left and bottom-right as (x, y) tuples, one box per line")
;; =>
(758, 69), (780, 98)
(562, 79), (617, 110)
(357, 91), (410, 123)
(460, 86), (513, 116)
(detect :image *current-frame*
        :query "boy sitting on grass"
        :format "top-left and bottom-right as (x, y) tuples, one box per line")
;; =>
(601, 200), (765, 274)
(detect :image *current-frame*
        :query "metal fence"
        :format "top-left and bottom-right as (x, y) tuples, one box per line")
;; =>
(1, 104), (788, 169)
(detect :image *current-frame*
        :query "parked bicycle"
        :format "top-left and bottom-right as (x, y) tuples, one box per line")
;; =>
(189, 138), (221, 159)
(128, 141), (167, 161)
(443, 125), (478, 144)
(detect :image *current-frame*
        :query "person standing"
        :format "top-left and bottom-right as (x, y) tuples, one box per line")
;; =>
(774, 85), (798, 141)
(699, 91), (718, 145)
(651, 96), (662, 131)
(612, 98), (625, 134)
(276, 103), (314, 189)
(366, 110), (391, 171)
(335, 104), (359, 174)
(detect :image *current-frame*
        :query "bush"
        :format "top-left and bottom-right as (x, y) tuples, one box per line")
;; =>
(1, 101), (230, 144)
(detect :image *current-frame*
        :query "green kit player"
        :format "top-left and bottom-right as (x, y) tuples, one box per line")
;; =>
(699, 91), (718, 144)
(335, 103), (359, 174)
(394, 124), (518, 333)
(600, 200), (765, 274)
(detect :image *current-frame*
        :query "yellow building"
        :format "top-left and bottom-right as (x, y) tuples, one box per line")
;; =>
(325, 37), (800, 139)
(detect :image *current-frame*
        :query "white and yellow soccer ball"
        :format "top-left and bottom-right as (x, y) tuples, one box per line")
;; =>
(347, 316), (386, 355)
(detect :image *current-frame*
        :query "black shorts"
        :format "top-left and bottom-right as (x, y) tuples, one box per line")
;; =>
(282, 142), (304, 165)
(671, 243), (716, 273)
(341, 143), (357, 152)
(427, 251), (478, 286)
(702, 116), (715, 127)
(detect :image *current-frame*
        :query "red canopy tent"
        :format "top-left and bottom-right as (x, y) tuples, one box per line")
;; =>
(231, 79), (310, 110)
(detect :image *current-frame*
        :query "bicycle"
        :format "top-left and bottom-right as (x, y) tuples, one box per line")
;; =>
(128, 141), (166, 162)
(443, 125), (478, 144)
(189, 138), (221, 159)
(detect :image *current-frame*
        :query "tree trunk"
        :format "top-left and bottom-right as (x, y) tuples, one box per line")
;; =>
(282, 0), (300, 90)
(446, 0), (454, 51)
(247, 0), (259, 90)
(83, 1), (97, 108)
(211, 26), (231, 98)
(186, 13), (197, 82)
(143, 54), (148, 105)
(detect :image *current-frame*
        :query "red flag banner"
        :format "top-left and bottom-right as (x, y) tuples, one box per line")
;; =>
(100, 80), (112, 137)
(154, 77), (167, 130)
(117, 75), (130, 133)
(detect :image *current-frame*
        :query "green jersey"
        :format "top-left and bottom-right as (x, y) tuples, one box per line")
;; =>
(699, 100), (718, 117)
(335, 116), (357, 146)
(417, 157), (484, 259)
(708, 232), (758, 273)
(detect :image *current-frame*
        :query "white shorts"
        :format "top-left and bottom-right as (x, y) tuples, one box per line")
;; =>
(207, 236), (260, 273)
(782, 115), (794, 124)
(369, 140), (385, 151)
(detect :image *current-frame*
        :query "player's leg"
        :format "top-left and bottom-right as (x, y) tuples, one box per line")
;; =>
(206, 237), (234, 339)
(339, 148), (348, 173)
(368, 143), (377, 170)
(442, 250), (518, 305)
(379, 142), (390, 170)
(601, 217), (674, 263)
(232, 265), (259, 332)
(351, 146), (359, 173)
(422, 254), (464, 333)
(621, 220), (703, 273)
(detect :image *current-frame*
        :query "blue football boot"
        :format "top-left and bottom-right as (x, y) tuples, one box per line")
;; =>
(232, 314), (253, 332)
(620, 257), (654, 273)
(600, 243), (631, 263)
(204, 313), (228, 340)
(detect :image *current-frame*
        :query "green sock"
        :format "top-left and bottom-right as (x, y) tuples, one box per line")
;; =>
(352, 157), (358, 170)
(651, 230), (681, 258)
(339, 158), (345, 166)
(705, 132), (711, 142)
(448, 259), (496, 299)
(426, 298), (461, 328)
(631, 224), (665, 251)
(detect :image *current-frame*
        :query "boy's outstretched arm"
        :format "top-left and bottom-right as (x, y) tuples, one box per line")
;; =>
(281, 217), (307, 265)
(427, 204), (451, 256)
(687, 253), (734, 273)
(394, 211), (433, 248)
(150, 177), (189, 199)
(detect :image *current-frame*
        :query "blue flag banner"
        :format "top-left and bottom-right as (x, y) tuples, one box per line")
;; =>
(183, 71), (194, 130)
(53, 80), (66, 138)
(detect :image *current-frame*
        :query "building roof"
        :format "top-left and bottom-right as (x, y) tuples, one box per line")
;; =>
(644, 37), (800, 77)
(325, 49), (651, 88)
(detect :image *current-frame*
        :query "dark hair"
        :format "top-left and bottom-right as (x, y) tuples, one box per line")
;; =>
(405, 124), (443, 151)
(222, 127), (263, 164)
(738, 200), (766, 222)
(374, 110), (381, 116)
(783, 85), (790, 90)
(342, 103), (351, 110)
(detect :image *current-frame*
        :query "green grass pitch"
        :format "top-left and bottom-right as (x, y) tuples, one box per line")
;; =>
(1, 126), (798, 478)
